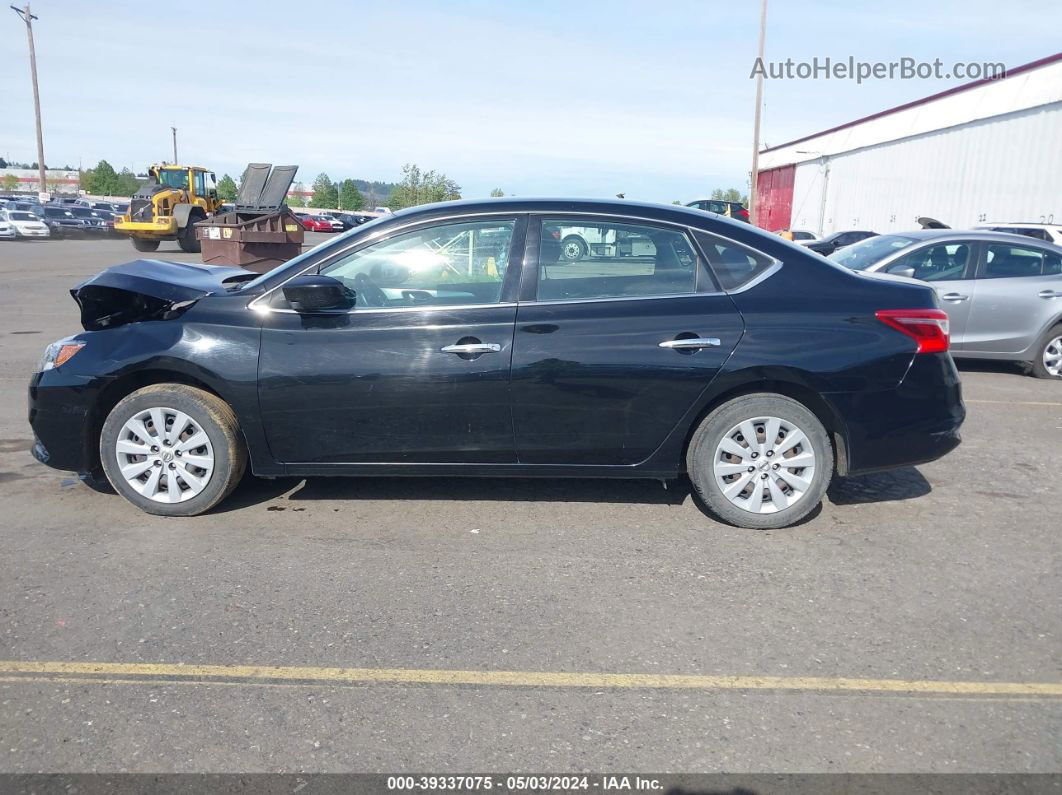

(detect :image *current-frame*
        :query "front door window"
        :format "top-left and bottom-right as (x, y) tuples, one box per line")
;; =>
(319, 219), (516, 308)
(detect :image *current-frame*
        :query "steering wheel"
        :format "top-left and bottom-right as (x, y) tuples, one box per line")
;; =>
(353, 272), (387, 307)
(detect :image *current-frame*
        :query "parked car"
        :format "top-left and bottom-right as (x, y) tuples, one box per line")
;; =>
(89, 208), (122, 236)
(50, 197), (90, 208)
(0, 218), (15, 240)
(319, 213), (348, 232)
(42, 205), (89, 237)
(2, 209), (50, 238)
(295, 214), (333, 232)
(297, 212), (329, 231)
(90, 202), (118, 212)
(685, 199), (750, 223)
(804, 230), (878, 255)
(66, 206), (108, 236)
(973, 222), (1062, 245)
(112, 202), (130, 215)
(28, 198), (964, 528)
(790, 230), (819, 244)
(831, 229), (1062, 378)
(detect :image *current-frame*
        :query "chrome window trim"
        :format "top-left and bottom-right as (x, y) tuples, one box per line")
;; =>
(257, 302), (519, 316)
(725, 260), (783, 294)
(248, 208), (782, 314)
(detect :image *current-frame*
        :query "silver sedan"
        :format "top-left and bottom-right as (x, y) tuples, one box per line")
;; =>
(831, 230), (1062, 378)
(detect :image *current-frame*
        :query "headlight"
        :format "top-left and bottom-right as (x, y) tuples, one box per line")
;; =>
(39, 338), (85, 372)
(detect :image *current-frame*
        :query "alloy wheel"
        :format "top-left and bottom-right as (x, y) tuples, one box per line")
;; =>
(114, 406), (215, 503)
(1043, 335), (1062, 377)
(713, 415), (817, 514)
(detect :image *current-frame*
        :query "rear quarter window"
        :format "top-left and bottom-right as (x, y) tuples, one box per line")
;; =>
(693, 231), (775, 291)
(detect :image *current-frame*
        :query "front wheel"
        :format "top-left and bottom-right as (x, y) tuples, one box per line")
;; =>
(177, 217), (202, 253)
(1030, 324), (1062, 379)
(686, 393), (833, 529)
(99, 384), (247, 516)
(131, 238), (160, 252)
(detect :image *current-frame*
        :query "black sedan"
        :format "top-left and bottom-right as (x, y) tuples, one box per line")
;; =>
(28, 198), (963, 529)
(805, 229), (878, 256)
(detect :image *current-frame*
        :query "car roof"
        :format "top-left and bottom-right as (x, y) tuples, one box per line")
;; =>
(879, 228), (1062, 246)
(976, 222), (1062, 229)
(385, 196), (757, 231)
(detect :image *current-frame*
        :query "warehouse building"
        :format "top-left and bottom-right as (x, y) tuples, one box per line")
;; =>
(755, 53), (1062, 235)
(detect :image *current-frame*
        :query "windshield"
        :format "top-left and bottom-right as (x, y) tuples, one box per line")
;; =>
(830, 235), (917, 270)
(70, 208), (94, 217)
(157, 169), (189, 189)
(10, 212), (37, 221)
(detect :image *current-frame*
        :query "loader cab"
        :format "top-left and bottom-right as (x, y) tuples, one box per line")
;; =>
(153, 167), (218, 203)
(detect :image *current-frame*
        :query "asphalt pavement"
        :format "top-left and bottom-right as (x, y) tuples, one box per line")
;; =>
(0, 235), (1059, 773)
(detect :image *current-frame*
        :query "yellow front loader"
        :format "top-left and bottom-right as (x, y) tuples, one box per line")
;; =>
(115, 164), (222, 253)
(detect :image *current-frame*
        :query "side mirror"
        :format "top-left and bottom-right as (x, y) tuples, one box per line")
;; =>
(282, 275), (356, 313)
(888, 265), (916, 279)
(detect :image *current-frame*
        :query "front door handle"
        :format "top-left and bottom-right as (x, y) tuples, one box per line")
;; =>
(1038, 290), (1062, 299)
(440, 343), (501, 355)
(940, 292), (969, 302)
(659, 337), (721, 350)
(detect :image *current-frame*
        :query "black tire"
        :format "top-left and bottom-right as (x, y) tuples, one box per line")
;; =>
(131, 238), (160, 252)
(177, 215), (203, 253)
(560, 235), (588, 262)
(99, 384), (247, 517)
(1029, 324), (1062, 379)
(686, 393), (833, 529)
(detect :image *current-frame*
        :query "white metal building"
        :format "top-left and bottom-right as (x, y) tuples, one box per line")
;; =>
(755, 53), (1062, 235)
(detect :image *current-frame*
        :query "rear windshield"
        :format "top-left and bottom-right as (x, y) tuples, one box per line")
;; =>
(830, 235), (917, 270)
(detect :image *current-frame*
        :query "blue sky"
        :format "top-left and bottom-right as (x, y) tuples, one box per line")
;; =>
(2, 0), (1059, 202)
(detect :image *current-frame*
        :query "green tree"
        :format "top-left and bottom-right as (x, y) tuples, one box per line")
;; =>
(114, 168), (141, 196)
(388, 163), (461, 210)
(1, 174), (19, 192)
(85, 160), (119, 195)
(489, 188), (505, 197)
(217, 173), (238, 201)
(338, 179), (365, 211)
(711, 187), (748, 206)
(310, 172), (338, 208)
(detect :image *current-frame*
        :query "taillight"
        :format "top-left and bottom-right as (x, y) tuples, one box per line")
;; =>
(875, 309), (950, 354)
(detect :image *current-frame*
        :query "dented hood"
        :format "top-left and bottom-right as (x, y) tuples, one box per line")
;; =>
(72, 259), (254, 331)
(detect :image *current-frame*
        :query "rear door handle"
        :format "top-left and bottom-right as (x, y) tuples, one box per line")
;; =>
(940, 292), (969, 302)
(659, 337), (721, 350)
(440, 343), (501, 354)
(1038, 290), (1062, 299)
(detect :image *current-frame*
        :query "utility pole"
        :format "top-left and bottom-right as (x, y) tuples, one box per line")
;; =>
(10, 3), (47, 196)
(748, 0), (768, 227)
(171, 126), (178, 163)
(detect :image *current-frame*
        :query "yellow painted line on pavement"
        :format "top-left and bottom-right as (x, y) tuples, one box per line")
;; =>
(0, 660), (1059, 697)
(966, 399), (1062, 407)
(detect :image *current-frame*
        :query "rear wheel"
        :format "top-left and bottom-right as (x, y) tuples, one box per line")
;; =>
(99, 384), (247, 516)
(1030, 324), (1062, 379)
(177, 216), (202, 253)
(131, 238), (160, 252)
(687, 393), (833, 529)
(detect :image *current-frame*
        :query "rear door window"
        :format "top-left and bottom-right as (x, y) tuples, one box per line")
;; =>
(535, 219), (700, 301)
(981, 244), (1056, 279)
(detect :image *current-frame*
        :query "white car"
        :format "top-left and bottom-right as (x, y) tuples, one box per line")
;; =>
(791, 229), (819, 245)
(2, 210), (50, 238)
(973, 222), (1062, 245)
(0, 219), (15, 240)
